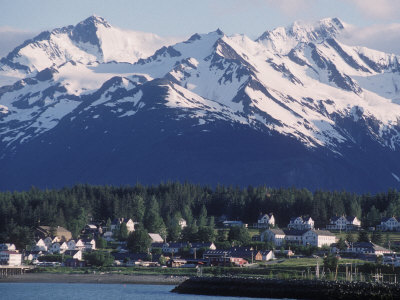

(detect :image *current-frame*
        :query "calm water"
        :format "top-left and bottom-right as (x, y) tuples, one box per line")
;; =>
(0, 283), (277, 300)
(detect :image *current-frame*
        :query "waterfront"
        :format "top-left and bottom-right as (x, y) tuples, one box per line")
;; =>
(0, 283), (277, 300)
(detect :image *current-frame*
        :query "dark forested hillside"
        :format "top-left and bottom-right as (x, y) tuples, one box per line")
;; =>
(1, 183), (399, 248)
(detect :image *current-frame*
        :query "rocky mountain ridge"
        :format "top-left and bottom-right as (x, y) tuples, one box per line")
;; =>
(1, 16), (400, 192)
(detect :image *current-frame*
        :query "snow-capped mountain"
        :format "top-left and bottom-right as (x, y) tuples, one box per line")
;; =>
(1, 16), (400, 192)
(0, 15), (177, 86)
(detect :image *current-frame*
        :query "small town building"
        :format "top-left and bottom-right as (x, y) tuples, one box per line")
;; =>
(111, 218), (137, 233)
(257, 213), (275, 228)
(262, 229), (336, 247)
(0, 244), (16, 251)
(67, 240), (76, 250)
(178, 218), (187, 229)
(261, 229), (286, 246)
(326, 215), (361, 231)
(167, 258), (187, 268)
(205, 254), (248, 266)
(302, 230), (337, 247)
(75, 239), (85, 251)
(347, 242), (392, 256)
(284, 230), (308, 245)
(49, 242), (61, 254)
(83, 239), (96, 251)
(255, 250), (275, 261)
(148, 233), (164, 243)
(0, 251), (22, 266)
(24, 250), (44, 261)
(288, 216), (314, 230)
(64, 250), (82, 261)
(59, 242), (68, 253)
(204, 247), (256, 265)
(377, 217), (399, 231)
(33, 239), (48, 252)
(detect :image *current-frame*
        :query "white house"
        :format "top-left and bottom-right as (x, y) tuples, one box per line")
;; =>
(326, 216), (361, 230)
(257, 213), (275, 228)
(34, 239), (48, 252)
(67, 240), (76, 250)
(0, 251), (22, 266)
(83, 239), (96, 251)
(261, 229), (286, 246)
(0, 243), (16, 251)
(346, 216), (362, 229)
(43, 236), (60, 248)
(377, 217), (399, 231)
(124, 219), (136, 232)
(64, 250), (82, 261)
(302, 230), (336, 247)
(75, 239), (85, 251)
(256, 250), (275, 261)
(179, 218), (187, 229)
(148, 233), (164, 243)
(111, 218), (137, 232)
(288, 216), (314, 230)
(59, 242), (68, 253)
(49, 243), (61, 254)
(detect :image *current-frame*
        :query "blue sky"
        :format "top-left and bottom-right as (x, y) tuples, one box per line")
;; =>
(1, 0), (400, 55)
(0, 0), (399, 36)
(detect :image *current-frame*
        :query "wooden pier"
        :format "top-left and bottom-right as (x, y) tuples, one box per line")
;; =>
(0, 266), (33, 279)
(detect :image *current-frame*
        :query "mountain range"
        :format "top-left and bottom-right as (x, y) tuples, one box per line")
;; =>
(1, 16), (400, 192)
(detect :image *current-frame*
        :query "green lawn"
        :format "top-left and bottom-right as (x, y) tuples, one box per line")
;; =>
(332, 230), (400, 243)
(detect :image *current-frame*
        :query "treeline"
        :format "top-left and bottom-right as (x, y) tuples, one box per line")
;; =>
(1, 183), (400, 248)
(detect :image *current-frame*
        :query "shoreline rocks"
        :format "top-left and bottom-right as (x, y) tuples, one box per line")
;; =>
(172, 276), (400, 299)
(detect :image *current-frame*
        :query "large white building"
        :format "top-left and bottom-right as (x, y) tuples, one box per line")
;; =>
(302, 230), (337, 247)
(262, 228), (336, 248)
(0, 251), (22, 266)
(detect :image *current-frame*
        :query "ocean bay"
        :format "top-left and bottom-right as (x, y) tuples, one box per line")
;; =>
(0, 283), (277, 300)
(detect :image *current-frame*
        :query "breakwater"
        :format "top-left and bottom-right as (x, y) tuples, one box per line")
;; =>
(172, 276), (400, 299)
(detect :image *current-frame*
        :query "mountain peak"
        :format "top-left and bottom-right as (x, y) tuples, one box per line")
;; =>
(69, 15), (111, 49)
(79, 15), (111, 29)
(215, 28), (224, 36)
(257, 17), (345, 54)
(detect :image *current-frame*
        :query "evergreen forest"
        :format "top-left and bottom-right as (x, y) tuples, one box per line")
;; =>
(1, 183), (399, 249)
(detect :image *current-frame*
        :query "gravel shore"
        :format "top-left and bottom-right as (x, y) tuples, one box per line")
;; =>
(0, 273), (187, 285)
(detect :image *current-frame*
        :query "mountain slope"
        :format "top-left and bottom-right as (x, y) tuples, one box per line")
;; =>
(0, 16), (176, 86)
(1, 16), (400, 192)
